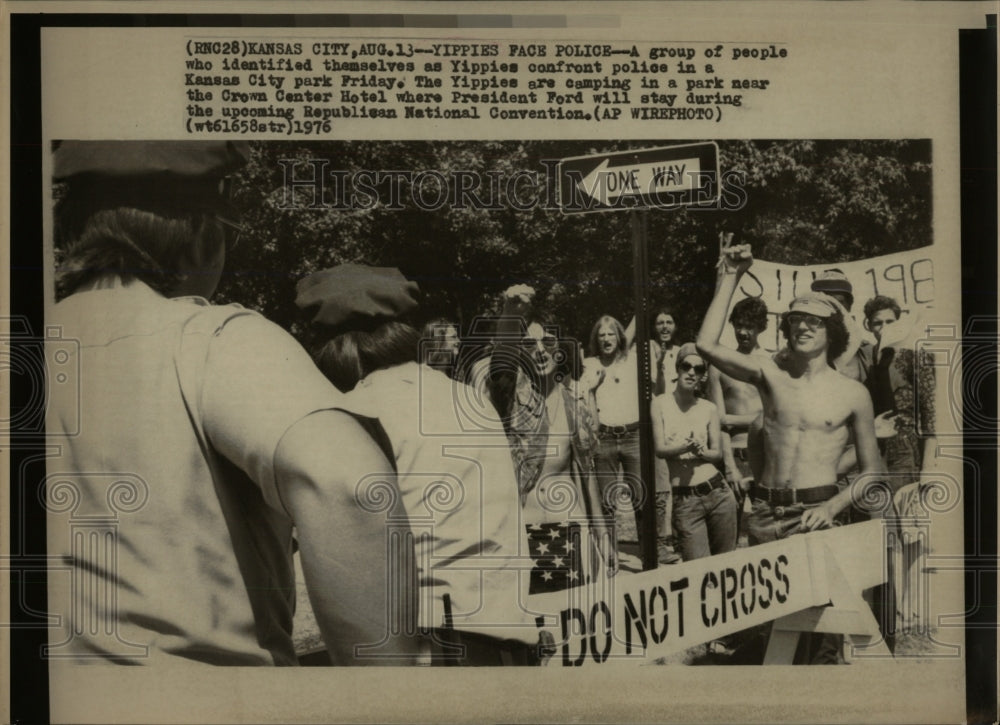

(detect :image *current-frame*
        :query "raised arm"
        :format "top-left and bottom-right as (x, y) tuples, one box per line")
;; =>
(696, 244), (767, 385)
(276, 411), (418, 665)
(624, 315), (637, 349)
(488, 285), (534, 417)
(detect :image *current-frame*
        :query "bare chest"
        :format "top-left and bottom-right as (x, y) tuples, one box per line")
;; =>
(765, 374), (854, 432)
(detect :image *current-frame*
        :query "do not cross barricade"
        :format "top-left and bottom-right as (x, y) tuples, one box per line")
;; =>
(454, 519), (890, 665)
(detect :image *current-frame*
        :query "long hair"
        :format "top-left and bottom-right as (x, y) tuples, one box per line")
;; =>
(779, 309), (850, 362)
(54, 202), (222, 300)
(588, 315), (627, 359)
(312, 321), (421, 392)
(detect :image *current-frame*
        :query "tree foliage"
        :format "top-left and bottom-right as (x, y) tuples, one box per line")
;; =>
(216, 139), (931, 344)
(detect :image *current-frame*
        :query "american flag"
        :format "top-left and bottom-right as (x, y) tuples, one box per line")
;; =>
(527, 522), (586, 595)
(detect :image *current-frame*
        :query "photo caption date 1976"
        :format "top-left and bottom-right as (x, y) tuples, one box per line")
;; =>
(183, 39), (787, 133)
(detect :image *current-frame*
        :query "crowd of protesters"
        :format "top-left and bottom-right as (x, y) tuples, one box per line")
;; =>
(48, 141), (935, 668)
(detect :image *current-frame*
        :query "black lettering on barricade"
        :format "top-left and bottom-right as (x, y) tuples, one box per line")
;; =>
(740, 562), (757, 616)
(700, 555), (797, 630)
(669, 578), (688, 638)
(775, 554), (791, 603)
(589, 602), (613, 663)
(623, 591), (648, 655)
(757, 558), (774, 609)
(648, 586), (669, 644)
(722, 567), (739, 624)
(622, 578), (688, 656)
(560, 608), (587, 667)
(700, 572), (719, 628)
(560, 602), (614, 665)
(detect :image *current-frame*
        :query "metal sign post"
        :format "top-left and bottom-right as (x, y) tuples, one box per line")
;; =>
(557, 142), (721, 573)
(631, 209), (657, 571)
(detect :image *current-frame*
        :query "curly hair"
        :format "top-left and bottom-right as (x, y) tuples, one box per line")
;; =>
(779, 309), (849, 362)
(862, 295), (902, 323)
(729, 297), (768, 331)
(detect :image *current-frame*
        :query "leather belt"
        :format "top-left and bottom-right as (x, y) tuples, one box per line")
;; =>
(751, 484), (840, 506)
(673, 473), (726, 498)
(598, 422), (640, 437)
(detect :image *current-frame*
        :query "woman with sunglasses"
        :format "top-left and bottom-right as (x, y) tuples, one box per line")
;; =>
(651, 343), (737, 562)
(489, 285), (616, 593)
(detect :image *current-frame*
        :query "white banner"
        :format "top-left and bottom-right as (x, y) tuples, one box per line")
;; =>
(720, 248), (935, 352)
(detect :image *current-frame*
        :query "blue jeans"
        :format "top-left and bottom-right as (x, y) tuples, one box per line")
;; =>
(595, 430), (644, 533)
(746, 498), (849, 545)
(672, 484), (738, 562)
(746, 497), (848, 664)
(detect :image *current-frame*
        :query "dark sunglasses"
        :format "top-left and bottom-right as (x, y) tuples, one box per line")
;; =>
(786, 312), (826, 329)
(679, 362), (707, 375)
(521, 335), (559, 351)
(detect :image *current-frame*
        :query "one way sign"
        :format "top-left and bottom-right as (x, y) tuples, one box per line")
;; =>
(557, 142), (719, 214)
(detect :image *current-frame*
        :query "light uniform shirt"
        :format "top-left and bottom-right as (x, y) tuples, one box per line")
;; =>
(46, 282), (347, 665)
(341, 362), (532, 637)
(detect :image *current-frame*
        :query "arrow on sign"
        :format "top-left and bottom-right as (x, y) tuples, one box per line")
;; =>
(577, 157), (703, 205)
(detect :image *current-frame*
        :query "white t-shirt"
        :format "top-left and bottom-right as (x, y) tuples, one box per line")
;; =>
(651, 394), (719, 488)
(587, 346), (641, 426)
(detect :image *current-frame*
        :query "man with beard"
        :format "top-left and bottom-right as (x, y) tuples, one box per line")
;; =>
(650, 308), (681, 395)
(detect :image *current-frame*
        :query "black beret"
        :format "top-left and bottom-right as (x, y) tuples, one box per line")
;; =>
(296, 264), (420, 331)
(54, 141), (250, 181)
(53, 141), (250, 215)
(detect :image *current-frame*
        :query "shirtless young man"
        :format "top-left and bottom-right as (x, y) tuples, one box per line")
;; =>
(696, 245), (882, 539)
(707, 297), (769, 523)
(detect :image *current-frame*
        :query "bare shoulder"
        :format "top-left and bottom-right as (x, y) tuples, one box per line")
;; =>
(752, 350), (785, 382)
(651, 393), (672, 412)
(838, 375), (874, 409)
(696, 397), (719, 415)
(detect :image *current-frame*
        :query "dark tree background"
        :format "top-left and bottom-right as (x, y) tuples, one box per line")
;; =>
(216, 139), (932, 345)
